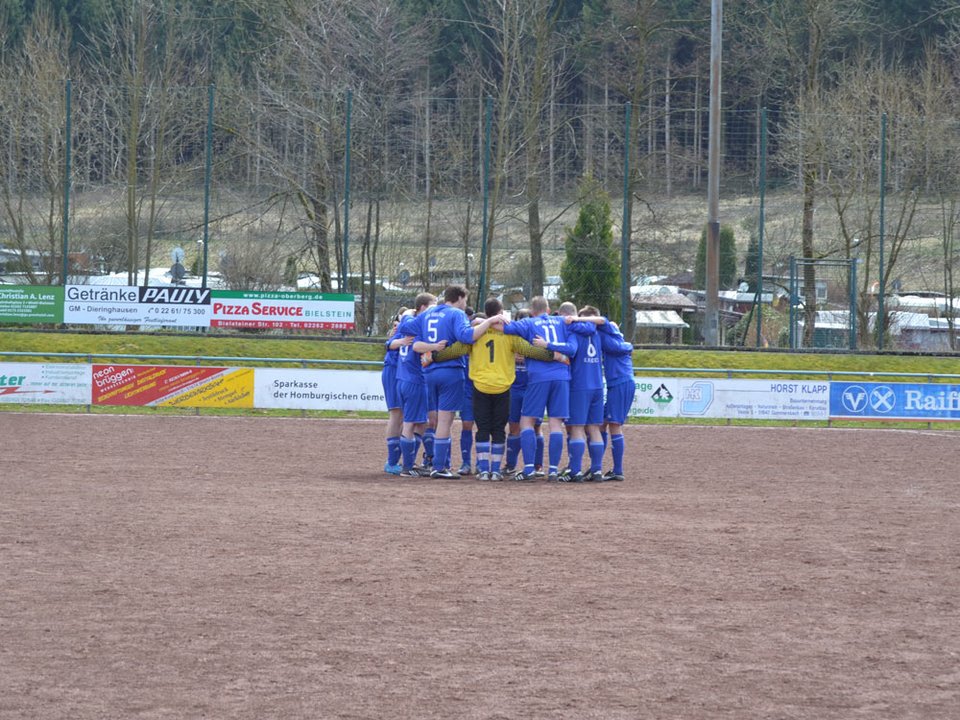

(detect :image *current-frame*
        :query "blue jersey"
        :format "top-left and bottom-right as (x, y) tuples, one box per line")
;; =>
(383, 328), (403, 368)
(568, 323), (604, 391)
(503, 314), (577, 383)
(396, 314), (425, 384)
(597, 322), (635, 387)
(414, 304), (474, 372)
(512, 356), (529, 391)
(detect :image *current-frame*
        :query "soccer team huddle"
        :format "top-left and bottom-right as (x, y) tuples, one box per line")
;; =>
(380, 284), (636, 483)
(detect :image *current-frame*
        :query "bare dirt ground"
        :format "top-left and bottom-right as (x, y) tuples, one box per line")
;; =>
(2, 414), (959, 720)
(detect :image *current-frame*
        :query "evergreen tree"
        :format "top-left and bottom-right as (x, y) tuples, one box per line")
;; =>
(695, 224), (737, 290)
(558, 176), (619, 318)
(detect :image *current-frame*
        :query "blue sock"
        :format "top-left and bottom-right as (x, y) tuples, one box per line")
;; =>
(589, 441), (605, 473)
(549, 432), (564, 472)
(400, 437), (417, 470)
(460, 429), (473, 468)
(535, 432), (545, 469)
(434, 437), (451, 471)
(520, 428), (537, 473)
(506, 435), (521, 468)
(568, 438), (585, 474)
(423, 429), (436, 464)
(387, 436), (401, 466)
(611, 434), (625, 474)
(491, 443), (504, 473)
(476, 441), (491, 473)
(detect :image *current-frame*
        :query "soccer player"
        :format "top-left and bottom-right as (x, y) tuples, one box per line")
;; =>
(382, 309), (411, 474)
(502, 296), (578, 481)
(433, 297), (562, 480)
(395, 293), (444, 477)
(458, 307), (477, 476)
(596, 320), (635, 481)
(503, 308), (543, 476)
(562, 304), (607, 482)
(411, 285), (501, 479)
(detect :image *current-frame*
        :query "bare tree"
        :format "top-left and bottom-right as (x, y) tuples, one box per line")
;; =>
(733, 0), (867, 344)
(242, 0), (425, 303)
(0, 10), (70, 284)
(81, 0), (211, 285)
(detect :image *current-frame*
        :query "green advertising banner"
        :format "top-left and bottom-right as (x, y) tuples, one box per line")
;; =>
(0, 285), (64, 324)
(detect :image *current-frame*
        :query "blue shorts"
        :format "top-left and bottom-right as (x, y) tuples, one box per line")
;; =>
(460, 379), (475, 422)
(398, 380), (428, 424)
(381, 365), (400, 410)
(521, 380), (570, 421)
(604, 381), (636, 425)
(509, 386), (525, 424)
(426, 366), (465, 413)
(568, 387), (604, 426)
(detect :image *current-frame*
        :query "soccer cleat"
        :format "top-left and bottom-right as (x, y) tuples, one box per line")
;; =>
(490, 472), (503, 482)
(513, 471), (535, 482)
(590, 471), (606, 483)
(604, 472), (626, 482)
(547, 472), (560, 482)
(430, 468), (461, 480)
(459, 463), (475, 476)
(558, 466), (572, 479)
(399, 467), (422, 477)
(384, 462), (402, 475)
(477, 471), (491, 481)
(531, 469), (546, 478)
(562, 472), (585, 483)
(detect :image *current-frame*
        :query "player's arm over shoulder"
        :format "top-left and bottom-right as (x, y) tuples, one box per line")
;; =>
(433, 341), (471, 362)
(509, 335), (555, 361)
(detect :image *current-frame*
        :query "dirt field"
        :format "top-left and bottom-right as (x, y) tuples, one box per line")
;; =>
(2, 414), (958, 719)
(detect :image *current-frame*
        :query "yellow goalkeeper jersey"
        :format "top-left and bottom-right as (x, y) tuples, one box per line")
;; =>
(436, 327), (554, 395)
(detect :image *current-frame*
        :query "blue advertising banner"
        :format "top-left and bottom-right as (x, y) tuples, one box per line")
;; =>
(830, 381), (960, 421)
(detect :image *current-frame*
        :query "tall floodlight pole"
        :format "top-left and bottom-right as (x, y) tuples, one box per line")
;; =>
(620, 102), (632, 330)
(62, 79), (72, 286)
(342, 89), (353, 293)
(877, 112), (887, 350)
(479, 97), (492, 300)
(202, 84), (214, 289)
(704, 0), (723, 345)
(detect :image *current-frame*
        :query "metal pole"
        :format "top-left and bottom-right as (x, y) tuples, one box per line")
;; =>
(202, 84), (214, 289)
(789, 256), (797, 349)
(704, 0), (723, 345)
(620, 102), (632, 330)
(756, 107), (767, 347)
(343, 89), (352, 293)
(62, 79), (72, 286)
(849, 259), (858, 349)
(877, 112), (887, 350)
(479, 96), (492, 300)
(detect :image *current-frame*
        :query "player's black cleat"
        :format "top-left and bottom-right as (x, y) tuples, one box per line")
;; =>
(430, 468), (461, 480)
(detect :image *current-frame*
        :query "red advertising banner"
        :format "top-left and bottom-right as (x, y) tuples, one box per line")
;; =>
(92, 365), (254, 407)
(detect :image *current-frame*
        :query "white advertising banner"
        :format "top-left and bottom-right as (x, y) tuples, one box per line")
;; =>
(63, 285), (212, 328)
(62, 286), (354, 330)
(210, 291), (355, 330)
(631, 377), (830, 421)
(0, 363), (92, 404)
(630, 378), (682, 418)
(254, 368), (386, 411)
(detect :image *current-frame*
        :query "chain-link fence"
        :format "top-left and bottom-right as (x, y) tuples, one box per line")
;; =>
(2, 79), (958, 350)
